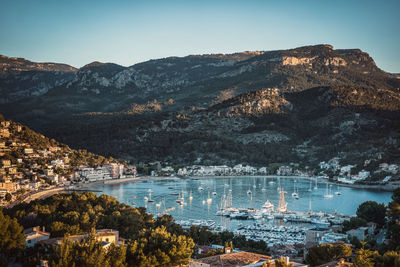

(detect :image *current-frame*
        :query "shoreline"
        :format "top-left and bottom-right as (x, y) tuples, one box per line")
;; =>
(79, 174), (398, 192)
(16, 174), (397, 205)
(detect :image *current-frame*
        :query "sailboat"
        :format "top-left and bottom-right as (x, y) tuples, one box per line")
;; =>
(207, 191), (212, 204)
(147, 189), (155, 202)
(261, 178), (267, 192)
(276, 187), (288, 213)
(334, 185), (342, 195)
(212, 183), (217, 195)
(324, 183), (333, 198)
(253, 179), (257, 189)
(314, 176), (318, 190)
(291, 180), (299, 199)
(308, 179), (312, 192)
(189, 191), (193, 201)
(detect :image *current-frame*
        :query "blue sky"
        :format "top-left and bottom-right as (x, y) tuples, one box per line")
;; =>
(0, 0), (399, 72)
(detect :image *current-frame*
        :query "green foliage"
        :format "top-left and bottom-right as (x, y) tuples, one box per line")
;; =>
(356, 201), (387, 226)
(50, 232), (127, 267)
(342, 217), (368, 233)
(387, 188), (400, 250)
(126, 225), (194, 267)
(0, 208), (25, 265)
(353, 244), (378, 267)
(373, 250), (400, 267)
(196, 248), (224, 259)
(187, 226), (269, 255)
(306, 243), (352, 266)
(6, 192), (153, 239)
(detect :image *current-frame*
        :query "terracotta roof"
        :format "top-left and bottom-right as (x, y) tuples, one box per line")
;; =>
(196, 252), (271, 267)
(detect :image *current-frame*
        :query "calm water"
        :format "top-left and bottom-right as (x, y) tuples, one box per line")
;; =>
(85, 177), (392, 230)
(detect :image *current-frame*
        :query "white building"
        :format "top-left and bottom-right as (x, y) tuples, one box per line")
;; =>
(24, 226), (50, 248)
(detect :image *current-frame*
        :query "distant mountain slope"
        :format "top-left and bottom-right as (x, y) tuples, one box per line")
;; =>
(0, 55), (77, 103)
(0, 45), (399, 183)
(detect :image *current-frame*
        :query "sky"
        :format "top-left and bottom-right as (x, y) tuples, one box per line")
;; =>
(0, 0), (399, 72)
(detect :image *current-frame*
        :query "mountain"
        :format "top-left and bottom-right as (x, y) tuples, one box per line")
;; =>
(0, 45), (399, 183)
(0, 55), (77, 104)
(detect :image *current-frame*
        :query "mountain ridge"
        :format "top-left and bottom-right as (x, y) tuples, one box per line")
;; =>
(0, 44), (399, 183)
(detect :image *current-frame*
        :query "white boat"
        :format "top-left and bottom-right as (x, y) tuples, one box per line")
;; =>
(261, 188), (267, 192)
(212, 191), (217, 196)
(202, 200), (206, 205)
(268, 181), (275, 185)
(314, 176), (318, 190)
(308, 179), (312, 192)
(198, 186), (204, 191)
(261, 200), (274, 212)
(292, 180), (299, 199)
(247, 189), (252, 195)
(207, 192), (212, 204)
(189, 191), (193, 201)
(334, 185), (342, 195)
(324, 183), (333, 198)
(311, 218), (330, 227)
(146, 189), (155, 202)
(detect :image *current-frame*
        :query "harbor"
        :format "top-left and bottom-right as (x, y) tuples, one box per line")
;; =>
(85, 176), (392, 246)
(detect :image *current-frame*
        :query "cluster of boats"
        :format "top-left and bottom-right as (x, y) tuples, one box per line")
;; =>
(215, 186), (347, 228)
(234, 223), (307, 246)
(175, 219), (217, 230)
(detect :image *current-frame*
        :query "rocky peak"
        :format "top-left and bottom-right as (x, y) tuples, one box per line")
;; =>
(0, 54), (77, 75)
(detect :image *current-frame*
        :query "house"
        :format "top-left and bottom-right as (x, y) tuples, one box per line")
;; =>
(306, 228), (330, 248)
(0, 180), (15, 192)
(24, 148), (34, 154)
(24, 226), (50, 248)
(346, 227), (368, 241)
(277, 166), (292, 176)
(38, 229), (124, 249)
(1, 159), (11, 168)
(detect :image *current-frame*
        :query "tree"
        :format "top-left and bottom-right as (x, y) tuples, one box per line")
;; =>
(306, 243), (352, 266)
(353, 242), (378, 267)
(263, 257), (294, 267)
(373, 250), (400, 267)
(5, 192), (12, 202)
(51, 232), (127, 267)
(387, 188), (400, 250)
(0, 209), (25, 265)
(127, 226), (194, 266)
(356, 201), (387, 226)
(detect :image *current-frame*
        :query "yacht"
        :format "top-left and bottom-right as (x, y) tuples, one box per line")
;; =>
(261, 200), (274, 212)
(247, 189), (252, 195)
(198, 186), (204, 191)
